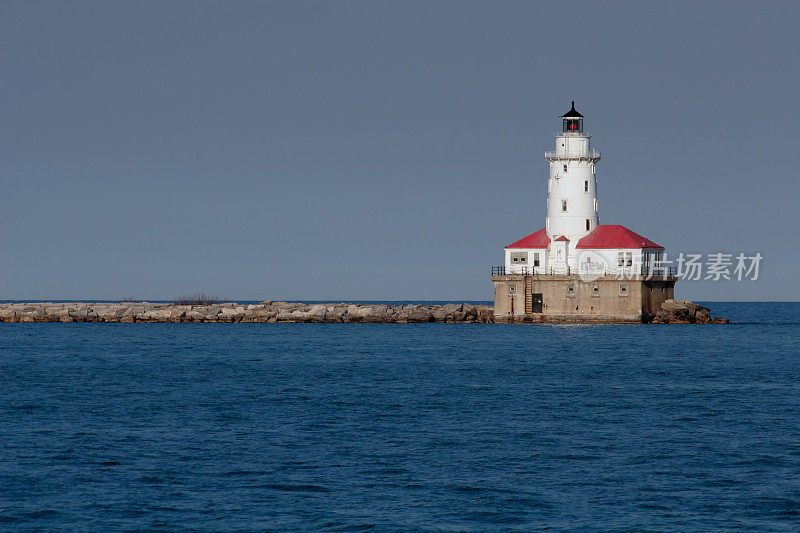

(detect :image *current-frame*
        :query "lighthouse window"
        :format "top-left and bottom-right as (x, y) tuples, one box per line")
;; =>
(533, 253), (540, 267)
(510, 252), (527, 264)
(563, 164), (568, 172)
(619, 284), (628, 296)
(562, 200), (568, 212)
(566, 285), (575, 297)
(618, 252), (633, 267)
(592, 284), (600, 296)
(584, 180), (589, 192)
(585, 219), (591, 231)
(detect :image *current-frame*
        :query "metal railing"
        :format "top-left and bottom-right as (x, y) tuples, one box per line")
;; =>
(544, 150), (602, 161)
(491, 265), (678, 277)
(492, 266), (566, 276)
(644, 266), (677, 277)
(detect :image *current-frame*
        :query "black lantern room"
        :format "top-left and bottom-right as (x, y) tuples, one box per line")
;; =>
(562, 101), (584, 133)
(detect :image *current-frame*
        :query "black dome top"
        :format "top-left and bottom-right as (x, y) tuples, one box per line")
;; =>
(561, 101), (583, 118)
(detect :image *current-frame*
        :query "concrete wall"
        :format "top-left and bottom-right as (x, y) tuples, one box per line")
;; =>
(641, 280), (675, 318)
(492, 274), (676, 323)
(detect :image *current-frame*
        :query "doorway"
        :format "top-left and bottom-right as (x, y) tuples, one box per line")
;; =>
(531, 293), (543, 313)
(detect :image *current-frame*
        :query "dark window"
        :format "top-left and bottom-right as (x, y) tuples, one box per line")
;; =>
(563, 164), (568, 172)
(586, 219), (590, 231)
(562, 200), (567, 212)
(585, 180), (589, 192)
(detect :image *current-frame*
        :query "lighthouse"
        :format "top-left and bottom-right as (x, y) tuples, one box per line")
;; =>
(491, 102), (677, 322)
(545, 101), (600, 258)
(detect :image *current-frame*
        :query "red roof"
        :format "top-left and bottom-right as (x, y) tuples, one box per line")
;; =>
(506, 228), (550, 249)
(576, 225), (664, 249)
(554, 235), (570, 242)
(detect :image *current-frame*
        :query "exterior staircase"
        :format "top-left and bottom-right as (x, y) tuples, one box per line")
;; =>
(524, 275), (533, 314)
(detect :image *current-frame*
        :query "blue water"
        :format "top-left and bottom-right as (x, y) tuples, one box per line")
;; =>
(2, 302), (799, 531)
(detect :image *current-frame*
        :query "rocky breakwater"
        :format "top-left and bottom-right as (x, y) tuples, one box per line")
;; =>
(0, 302), (495, 323)
(650, 299), (729, 324)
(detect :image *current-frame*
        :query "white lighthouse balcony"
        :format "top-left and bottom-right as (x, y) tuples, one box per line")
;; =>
(544, 149), (601, 162)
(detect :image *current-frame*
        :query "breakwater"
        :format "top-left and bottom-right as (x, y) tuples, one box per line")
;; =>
(0, 302), (495, 323)
(0, 299), (727, 324)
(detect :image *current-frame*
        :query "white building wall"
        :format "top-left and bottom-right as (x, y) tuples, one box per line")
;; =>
(505, 246), (664, 277)
(504, 248), (548, 274)
(574, 248), (665, 277)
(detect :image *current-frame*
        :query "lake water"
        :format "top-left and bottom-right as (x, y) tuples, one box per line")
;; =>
(2, 302), (799, 531)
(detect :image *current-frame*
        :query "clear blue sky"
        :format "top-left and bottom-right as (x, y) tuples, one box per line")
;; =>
(2, 1), (798, 301)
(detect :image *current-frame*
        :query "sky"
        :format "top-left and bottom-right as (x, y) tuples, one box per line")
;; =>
(2, 1), (798, 301)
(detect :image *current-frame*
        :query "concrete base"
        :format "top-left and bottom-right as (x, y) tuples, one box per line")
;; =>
(491, 274), (676, 323)
(493, 314), (642, 324)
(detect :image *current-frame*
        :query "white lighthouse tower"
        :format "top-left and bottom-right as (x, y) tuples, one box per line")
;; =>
(545, 102), (601, 272)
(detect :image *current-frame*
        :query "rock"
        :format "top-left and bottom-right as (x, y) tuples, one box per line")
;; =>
(443, 303), (462, 314)
(37, 308), (60, 322)
(203, 308), (221, 320)
(710, 317), (729, 324)
(408, 309), (433, 322)
(477, 307), (494, 323)
(220, 307), (246, 322)
(356, 306), (374, 318)
(146, 309), (173, 321)
(654, 299), (727, 324)
(325, 307), (346, 322)
(69, 308), (89, 320)
(362, 305), (389, 323)
(306, 305), (327, 321)
(431, 307), (448, 321)
(185, 310), (203, 322)
(276, 309), (295, 322)
(661, 299), (687, 314)
(250, 309), (277, 322)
